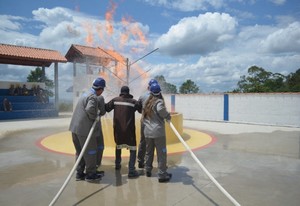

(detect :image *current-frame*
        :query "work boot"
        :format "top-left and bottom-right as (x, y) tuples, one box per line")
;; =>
(146, 171), (151, 177)
(76, 172), (86, 181)
(128, 170), (139, 178)
(85, 173), (102, 183)
(115, 164), (121, 170)
(138, 162), (144, 169)
(158, 173), (172, 183)
(96, 170), (105, 177)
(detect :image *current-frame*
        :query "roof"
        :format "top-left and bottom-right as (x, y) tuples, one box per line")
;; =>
(65, 44), (126, 66)
(0, 43), (67, 67)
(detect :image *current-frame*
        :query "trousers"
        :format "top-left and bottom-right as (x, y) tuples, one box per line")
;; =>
(115, 148), (137, 172)
(145, 136), (168, 178)
(72, 133), (100, 174)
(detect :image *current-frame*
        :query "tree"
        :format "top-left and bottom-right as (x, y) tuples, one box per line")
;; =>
(179, 79), (200, 94)
(154, 75), (177, 94)
(235, 66), (287, 93)
(27, 67), (54, 97)
(286, 68), (300, 92)
(264, 72), (287, 92)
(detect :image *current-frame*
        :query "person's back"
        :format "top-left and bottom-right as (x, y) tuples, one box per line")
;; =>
(22, 85), (29, 96)
(143, 98), (169, 138)
(68, 77), (106, 183)
(137, 79), (158, 168)
(107, 94), (140, 145)
(69, 91), (98, 136)
(9, 85), (15, 96)
(142, 83), (172, 183)
(105, 86), (142, 177)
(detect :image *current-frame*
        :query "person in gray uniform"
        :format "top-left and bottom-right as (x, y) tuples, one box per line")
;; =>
(137, 79), (158, 168)
(69, 77), (106, 183)
(142, 83), (172, 183)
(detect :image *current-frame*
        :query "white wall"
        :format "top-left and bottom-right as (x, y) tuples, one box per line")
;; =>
(164, 93), (300, 127)
(165, 94), (224, 121)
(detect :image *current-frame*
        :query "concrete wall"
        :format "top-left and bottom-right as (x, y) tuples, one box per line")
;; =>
(164, 93), (300, 127)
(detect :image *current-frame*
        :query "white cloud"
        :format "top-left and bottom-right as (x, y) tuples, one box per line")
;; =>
(151, 16), (300, 92)
(144, 0), (224, 11)
(1, 5), (299, 95)
(260, 22), (300, 53)
(0, 15), (40, 47)
(0, 15), (23, 30)
(32, 7), (74, 26)
(269, 0), (286, 5)
(155, 12), (237, 56)
(0, 7), (153, 100)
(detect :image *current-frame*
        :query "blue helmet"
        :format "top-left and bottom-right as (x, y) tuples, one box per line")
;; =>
(92, 77), (106, 90)
(148, 79), (158, 86)
(150, 83), (161, 95)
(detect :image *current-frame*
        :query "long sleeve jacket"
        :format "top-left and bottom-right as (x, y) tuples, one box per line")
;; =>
(143, 99), (171, 138)
(69, 90), (106, 137)
(105, 93), (142, 147)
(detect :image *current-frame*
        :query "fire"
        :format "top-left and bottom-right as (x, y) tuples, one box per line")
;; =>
(105, 0), (117, 35)
(73, 0), (151, 90)
(83, 23), (94, 46)
(120, 17), (130, 46)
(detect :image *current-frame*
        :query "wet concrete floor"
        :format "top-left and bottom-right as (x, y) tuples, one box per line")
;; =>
(0, 115), (300, 206)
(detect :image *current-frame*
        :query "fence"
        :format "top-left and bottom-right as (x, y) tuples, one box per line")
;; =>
(164, 93), (300, 127)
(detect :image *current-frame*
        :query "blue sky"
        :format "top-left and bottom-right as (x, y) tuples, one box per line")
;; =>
(0, 0), (300, 99)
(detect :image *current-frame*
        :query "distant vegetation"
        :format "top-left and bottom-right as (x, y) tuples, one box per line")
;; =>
(27, 67), (54, 97)
(154, 66), (300, 94)
(59, 102), (73, 112)
(232, 66), (300, 93)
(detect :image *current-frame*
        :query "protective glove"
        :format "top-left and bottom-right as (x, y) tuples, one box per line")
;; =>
(96, 110), (101, 121)
(96, 115), (101, 122)
(166, 114), (171, 123)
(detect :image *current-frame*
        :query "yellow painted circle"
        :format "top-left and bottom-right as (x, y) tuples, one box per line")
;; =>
(38, 128), (215, 157)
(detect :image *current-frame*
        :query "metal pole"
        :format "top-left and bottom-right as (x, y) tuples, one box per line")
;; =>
(126, 58), (129, 86)
(129, 48), (159, 66)
(54, 63), (59, 111)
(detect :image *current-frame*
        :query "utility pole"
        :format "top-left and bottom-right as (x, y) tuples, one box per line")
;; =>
(126, 48), (159, 86)
(98, 47), (159, 86)
(126, 58), (129, 85)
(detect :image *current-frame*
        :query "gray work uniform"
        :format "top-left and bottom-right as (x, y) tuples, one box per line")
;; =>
(137, 91), (150, 165)
(69, 89), (106, 175)
(143, 98), (171, 178)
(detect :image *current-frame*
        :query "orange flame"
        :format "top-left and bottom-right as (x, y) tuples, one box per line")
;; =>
(120, 17), (130, 46)
(105, 0), (117, 35)
(83, 23), (94, 46)
(131, 22), (148, 45)
(79, 0), (151, 87)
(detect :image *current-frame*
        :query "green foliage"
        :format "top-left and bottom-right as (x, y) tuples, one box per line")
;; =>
(179, 79), (200, 94)
(59, 102), (73, 112)
(286, 69), (300, 92)
(234, 66), (290, 93)
(154, 75), (177, 94)
(27, 67), (54, 97)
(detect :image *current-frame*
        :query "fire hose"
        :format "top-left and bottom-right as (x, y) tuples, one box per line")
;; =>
(49, 120), (98, 206)
(168, 122), (241, 206)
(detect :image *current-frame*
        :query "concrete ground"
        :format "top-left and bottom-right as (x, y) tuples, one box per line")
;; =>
(0, 114), (300, 206)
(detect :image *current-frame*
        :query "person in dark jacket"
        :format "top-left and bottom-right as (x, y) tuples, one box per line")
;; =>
(105, 86), (142, 178)
(69, 77), (106, 183)
(142, 83), (172, 183)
